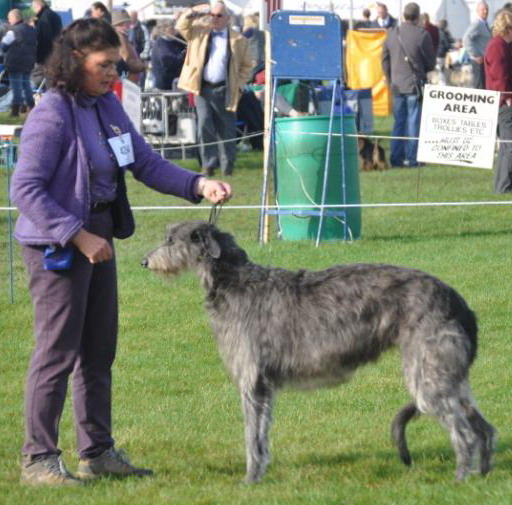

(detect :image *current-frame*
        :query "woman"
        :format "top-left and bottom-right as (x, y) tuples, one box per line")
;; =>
(484, 9), (512, 192)
(11, 18), (231, 486)
(111, 9), (146, 84)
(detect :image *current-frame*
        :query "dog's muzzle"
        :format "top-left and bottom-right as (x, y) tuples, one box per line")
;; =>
(141, 258), (149, 268)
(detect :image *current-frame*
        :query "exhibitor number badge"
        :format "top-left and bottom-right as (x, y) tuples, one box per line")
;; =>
(108, 132), (135, 167)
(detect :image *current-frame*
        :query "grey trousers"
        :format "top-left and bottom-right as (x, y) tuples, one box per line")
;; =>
(22, 209), (117, 459)
(195, 84), (237, 174)
(471, 61), (485, 90)
(495, 105), (512, 194)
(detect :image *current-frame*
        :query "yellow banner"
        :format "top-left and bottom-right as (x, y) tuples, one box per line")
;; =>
(346, 29), (392, 117)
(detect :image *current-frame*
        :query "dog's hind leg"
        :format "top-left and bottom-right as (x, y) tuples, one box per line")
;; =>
(240, 379), (274, 483)
(416, 378), (484, 480)
(435, 396), (478, 480)
(391, 402), (420, 466)
(432, 393), (495, 479)
(467, 405), (496, 475)
(400, 317), (495, 480)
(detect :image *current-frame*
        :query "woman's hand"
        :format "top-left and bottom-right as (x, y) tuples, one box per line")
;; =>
(196, 177), (232, 204)
(71, 229), (113, 264)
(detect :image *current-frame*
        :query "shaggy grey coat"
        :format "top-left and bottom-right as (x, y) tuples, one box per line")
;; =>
(143, 221), (495, 483)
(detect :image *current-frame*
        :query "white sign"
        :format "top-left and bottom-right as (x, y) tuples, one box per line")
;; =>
(417, 85), (499, 169)
(121, 79), (142, 134)
(289, 15), (326, 25)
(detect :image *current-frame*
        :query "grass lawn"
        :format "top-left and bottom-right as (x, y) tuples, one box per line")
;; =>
(1, 114), (511, 504)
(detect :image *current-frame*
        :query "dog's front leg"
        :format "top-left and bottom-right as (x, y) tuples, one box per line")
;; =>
(240, 387), (274, 483)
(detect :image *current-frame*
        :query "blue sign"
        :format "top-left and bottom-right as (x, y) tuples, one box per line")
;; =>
(270, 10), (343, 80)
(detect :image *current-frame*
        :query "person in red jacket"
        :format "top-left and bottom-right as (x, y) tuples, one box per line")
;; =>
(421, 13), (439, 55)
(484, 9), (512, 192)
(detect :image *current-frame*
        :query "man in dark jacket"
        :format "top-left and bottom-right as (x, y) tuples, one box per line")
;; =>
(31, 0), (62, 85)
(90, 2), (111, 23)
(1, 9), (37, 116)
(437, 19), (454, 85)
(150, 19), (186, 90)
(371, 3), (397, 29)
(128, 10), (150, 60)
(382, 2), (436, 167)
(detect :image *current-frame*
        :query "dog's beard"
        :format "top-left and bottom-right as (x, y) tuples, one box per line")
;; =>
(145, 247), (187, 277)
(151, 267), (181, 279)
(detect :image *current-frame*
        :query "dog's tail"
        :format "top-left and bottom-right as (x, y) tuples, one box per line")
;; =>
(391, 403), (420, 466)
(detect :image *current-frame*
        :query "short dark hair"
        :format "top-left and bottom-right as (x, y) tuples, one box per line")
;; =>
(92, 2), (109, 14)
(403, 2), (420, 21)
(46, 18), (120, 93)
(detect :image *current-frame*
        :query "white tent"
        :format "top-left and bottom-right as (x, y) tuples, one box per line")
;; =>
(52, 0), (262, 21)
(53, 0), (473, 38)
(281, 0), (470, 38)
(424, 0), (470, 39)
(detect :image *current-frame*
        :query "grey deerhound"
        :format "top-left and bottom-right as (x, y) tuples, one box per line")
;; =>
(142, 221), (495, 483)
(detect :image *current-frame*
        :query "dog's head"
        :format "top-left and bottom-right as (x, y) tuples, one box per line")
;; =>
(358, 137), (376, 171)
(142, 221), (248, 278)
(142, 221), (221, 276)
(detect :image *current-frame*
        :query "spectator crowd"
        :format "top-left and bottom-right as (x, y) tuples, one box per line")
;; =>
(0, 0), (510, 180)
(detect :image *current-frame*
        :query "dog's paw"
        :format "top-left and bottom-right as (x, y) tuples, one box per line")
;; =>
(242, 473), (263, 485)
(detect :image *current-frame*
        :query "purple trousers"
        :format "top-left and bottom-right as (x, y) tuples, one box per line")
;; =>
(22, 209), (117, 459)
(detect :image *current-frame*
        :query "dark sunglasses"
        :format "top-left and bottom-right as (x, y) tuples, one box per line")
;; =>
(211, 13), (224, 18)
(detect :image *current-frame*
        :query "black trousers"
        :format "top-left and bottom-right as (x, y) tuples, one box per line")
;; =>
(236, 90), (264, 150)
(495, 105), (512, 193)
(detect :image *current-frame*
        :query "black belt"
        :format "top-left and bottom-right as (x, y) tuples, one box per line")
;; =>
(90, 201), (112, 213)
(202, 80), (226, 88)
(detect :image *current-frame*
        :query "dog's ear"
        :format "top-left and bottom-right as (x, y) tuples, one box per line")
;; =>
(191, 226), (221, 259)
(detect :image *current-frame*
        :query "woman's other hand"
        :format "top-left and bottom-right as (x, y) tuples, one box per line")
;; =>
(71, 229), (114, 264)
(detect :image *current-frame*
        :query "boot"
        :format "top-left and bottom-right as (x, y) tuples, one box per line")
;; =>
(10, 104), (20, 117)
(20, 455), (83, 486)
(76, 447), (153, 480)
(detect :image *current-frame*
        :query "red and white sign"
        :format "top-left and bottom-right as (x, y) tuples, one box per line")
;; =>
(112, 79), (142, 134)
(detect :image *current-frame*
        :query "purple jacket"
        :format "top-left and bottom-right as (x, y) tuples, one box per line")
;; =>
(11, 89), (202, 246)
